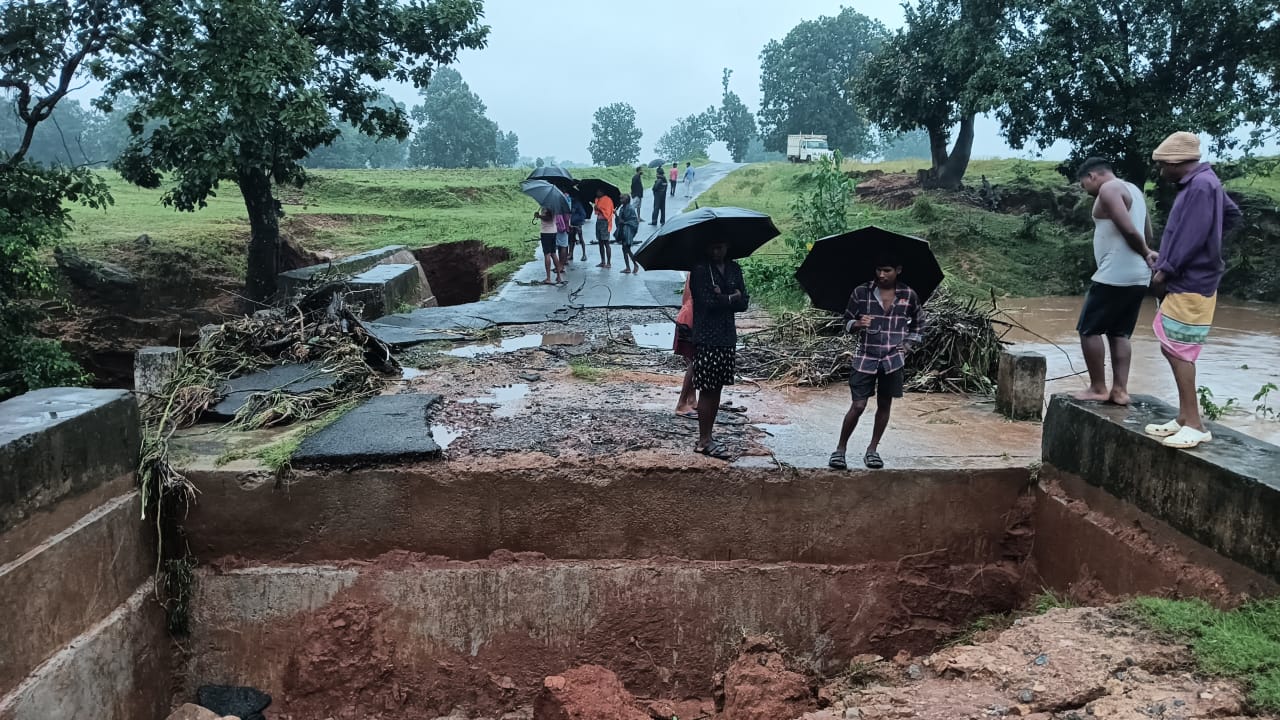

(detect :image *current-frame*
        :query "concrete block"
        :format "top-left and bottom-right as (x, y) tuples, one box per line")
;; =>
(0, 582), (169, 720)
(347, 263), (425, 319)
(1042, 394), (1280, 582)
(996, 349), (1046, 420)
(134, 345), (181, 398)
(0, 492), (151, 693)
(0, 389), (139, 533)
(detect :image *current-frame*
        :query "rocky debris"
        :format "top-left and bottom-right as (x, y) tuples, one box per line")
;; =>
(854, 173), (921, 210)
(208, 362), (339, 419)
(718, 635), (816, 720)
(815, 608), (1254, 720)
(195, 684), (271, 720)
(643, 698), (715, 719)
(164, 704), (239, 720)
(54, 245), (139, 295)
(533, 665), (649, 720)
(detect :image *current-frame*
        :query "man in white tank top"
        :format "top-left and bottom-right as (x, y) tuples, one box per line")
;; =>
(1073, 157), (1159, 405)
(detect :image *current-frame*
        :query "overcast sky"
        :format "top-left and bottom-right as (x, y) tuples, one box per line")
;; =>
(375, 0), (1068, 163)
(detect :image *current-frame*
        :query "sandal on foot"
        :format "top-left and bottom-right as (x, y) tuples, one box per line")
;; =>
(828, 451), (847, 470)
(676, 410), (699, 420)
(1163, 425), (1212, 449)
(696, 440), (733, 461)
(1144, 419), (1181, 437)
(864, 451), (884, 469)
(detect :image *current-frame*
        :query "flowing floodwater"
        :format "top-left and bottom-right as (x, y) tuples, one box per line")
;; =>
(1000, 297), (1280, 444)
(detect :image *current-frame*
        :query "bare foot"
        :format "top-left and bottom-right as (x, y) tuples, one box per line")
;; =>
(1072, 388), (1111, 402)
(621, 268), (632, 274)
(1109, 388), (1130, 406)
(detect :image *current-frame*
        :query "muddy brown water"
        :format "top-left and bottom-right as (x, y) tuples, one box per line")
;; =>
(1001, 296), (1280, 444)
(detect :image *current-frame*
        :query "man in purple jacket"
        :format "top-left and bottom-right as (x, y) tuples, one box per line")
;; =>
(1143, 132), (1242, 449)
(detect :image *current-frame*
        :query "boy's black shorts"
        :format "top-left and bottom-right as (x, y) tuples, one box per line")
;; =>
(849, 368), (904, 400)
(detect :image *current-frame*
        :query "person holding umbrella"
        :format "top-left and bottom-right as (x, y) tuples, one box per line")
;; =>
(828, 252), (926, 470)
(534, 206), (564, 284)
(690, 239), (750, 460)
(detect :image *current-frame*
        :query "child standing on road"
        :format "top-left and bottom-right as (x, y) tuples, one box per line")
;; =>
(535, 207), (563, 284)
(829, 253), (926, 470)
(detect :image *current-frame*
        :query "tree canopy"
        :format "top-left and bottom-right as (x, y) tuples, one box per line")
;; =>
(758, 8), (887, 158)
(999, 0), (1280, 183)
(102, 0), (489, 301)
(495, 129), (519, 167)
(656, 113), (715, 162)
(857, 0), (1015, 189)
(712, 69), (756, 163)
(409, 67), (498, 168)
(588, 102), (642, 166)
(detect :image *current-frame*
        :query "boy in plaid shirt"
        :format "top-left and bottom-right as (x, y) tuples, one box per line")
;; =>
(829, 254), (926, 470)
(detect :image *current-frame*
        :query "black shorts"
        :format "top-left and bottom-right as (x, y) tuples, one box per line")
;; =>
(539, 233), (557, 255)
(849, 368), (904, 400)
(1077, 282), (1147, 337)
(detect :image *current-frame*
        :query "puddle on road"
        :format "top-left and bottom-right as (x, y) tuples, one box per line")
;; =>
(401, 367), (428, 380)
(631, 323), (674, 351)
(443, 332), (586, 358)
(430, 425), (463, 449)
(458, 383), (531, 418)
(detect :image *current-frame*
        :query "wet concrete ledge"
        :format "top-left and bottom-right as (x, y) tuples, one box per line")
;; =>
(0, 388), (139, 533)
(1041, 393), (1280, 583)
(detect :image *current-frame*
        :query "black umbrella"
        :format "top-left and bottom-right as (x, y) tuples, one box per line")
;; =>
(574, 178), (622, 206)
(633, 207), (780, 271)
(520, 179), (570, 214)
(526, 166), (576, 191)
(795, 225), (945, 313)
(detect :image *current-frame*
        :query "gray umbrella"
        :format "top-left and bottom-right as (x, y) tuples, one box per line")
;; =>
(520, 180), (570, 214)
(526, 166), (576, 191)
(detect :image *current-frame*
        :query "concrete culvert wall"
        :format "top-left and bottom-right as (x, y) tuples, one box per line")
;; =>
(414, 240), (511, 306)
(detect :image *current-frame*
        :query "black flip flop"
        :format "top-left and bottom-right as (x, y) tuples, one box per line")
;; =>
(828, 451), (847, 470)
(696, 440), (733, 461)
(864, 451), (884, 469)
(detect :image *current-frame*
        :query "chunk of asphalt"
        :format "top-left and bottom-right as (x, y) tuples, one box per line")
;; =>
(196, 684), (271, 720)
(208, 363), (337, 419)
(292, 393), (444, 466)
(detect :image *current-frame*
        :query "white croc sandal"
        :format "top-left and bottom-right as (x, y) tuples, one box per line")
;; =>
(1144, 419), (1181, 437)
(1163, 426), (1212, 449)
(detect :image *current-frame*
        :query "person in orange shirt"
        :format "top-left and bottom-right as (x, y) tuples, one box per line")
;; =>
(593, 189), (615, 269)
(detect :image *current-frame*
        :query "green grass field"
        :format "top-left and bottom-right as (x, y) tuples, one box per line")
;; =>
(64, 164), (639, 285)
(63, 157), (1277, 304)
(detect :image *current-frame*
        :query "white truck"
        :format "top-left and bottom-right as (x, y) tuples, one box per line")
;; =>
(786, 134), (834, 162)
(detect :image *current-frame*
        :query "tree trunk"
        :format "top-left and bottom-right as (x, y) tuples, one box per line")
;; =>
(239, 166), (281, 304)
(927, 124), (950, 170)
(936, 114), (976, 190)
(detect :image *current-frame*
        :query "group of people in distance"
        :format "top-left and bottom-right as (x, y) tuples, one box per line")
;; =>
(532, 162), (698, 283)
(669, 130), (1237, 464)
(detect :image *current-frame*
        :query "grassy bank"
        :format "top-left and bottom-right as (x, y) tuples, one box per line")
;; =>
(1134, 597), (1280, 711)
(63, 165), (638, 287)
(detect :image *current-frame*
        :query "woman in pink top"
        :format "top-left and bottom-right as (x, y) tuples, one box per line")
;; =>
(673, 273), (698, 417)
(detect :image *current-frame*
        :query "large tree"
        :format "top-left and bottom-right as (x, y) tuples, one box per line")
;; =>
(999, 0), (1279, 184)
(588, 102), (641, 166)
(409, 67), (497, 168)
(656, 113), (715, 162)
(713, 69), (756, 163)
(494, 128), (519, 167)
(857, 0), (1017, 189)
(1, 0), (123, 396)
(103, 0), (489, 302)
(758, 8), (887, 157)
(304, 122), (408, 169)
